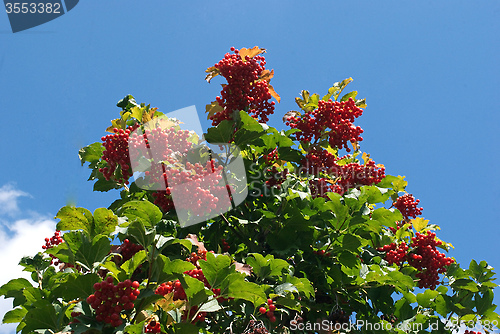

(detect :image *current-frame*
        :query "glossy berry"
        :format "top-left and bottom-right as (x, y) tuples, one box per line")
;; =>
(209, 47), (275, 125)
(87, 277), (140, 327)
(394, 194), (423, 220)
(42, 230), (63, 265)
(287, 98), (364, 152)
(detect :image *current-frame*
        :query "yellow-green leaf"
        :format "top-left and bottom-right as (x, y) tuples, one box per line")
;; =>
(205, 101), (224, 120)
(412, 217), (429, 232)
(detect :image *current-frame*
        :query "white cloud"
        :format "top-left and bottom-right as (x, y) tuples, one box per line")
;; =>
(0, 184), (55, 334)
(0, 184), (30, 217)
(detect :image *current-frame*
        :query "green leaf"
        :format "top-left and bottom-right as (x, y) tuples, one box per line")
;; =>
(93, 178), (120, 192)
(121, 250), (147, 277)
(198, 253), (234, 289)
(325, 192), (349, 222)
(285, 276), (314, 298)
(359, 185), (390, 204)
(124, 321), (146, 334)
(2, 307), (27, 324)
(226, 278), (266, 307)
(274, 282), (297, 295)
(333, 78), (353, 100)
(179, 275), (211, 307)
(155, 255), (196, 284)
(197, 296), (222, 313)
(19, 253), (50, 273)
(52, 273), (100, 301)
(78, 142), (104, 168)
(55, 206), (93, 235)
(276, 296), (302, 311)
(130, 106), (143, 121)
(21, 300), (59, 333)
(65, 233), (111, 271)
(125, 221), (156, 249)
(475, 290), (494, 315)
(371, 208), (401, 228)
(277, 147), (303, 163)
(0, 278), (32, 297)
(118, 200), (162, 228)
(204, 119), (234, 144)
(340, 91), (358, 102)
(92, 208), (118, 236)
(339, 251), (360, 268)
(171, 323), (199, 334)
(117, 94), (138, 110)
(416, 290), (439, 308)
(234, 111), (266, 146)
(342, 234), (361, 252)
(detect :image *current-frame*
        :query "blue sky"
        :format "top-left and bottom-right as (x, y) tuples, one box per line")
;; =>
(0, 1), (499, 332)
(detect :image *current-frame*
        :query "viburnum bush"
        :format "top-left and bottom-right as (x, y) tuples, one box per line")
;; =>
(1, 46), (499, 334)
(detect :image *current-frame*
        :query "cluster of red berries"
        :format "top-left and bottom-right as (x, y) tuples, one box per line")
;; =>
(129, 125), (220, 215)
(286, 98), (364, 152)
(210, 47), (275, 125)
(155, 281), (208, 323)
(263, 148), (279, 165)
(69, 311), (81, 325)
(408, 232), (454, 289)
(265, 167), (288, 190)
(333, 160), (385, 195)
(118, 239), (144, 262)
(258, 299), (277, 323)
(313, 249), (332, 257)
(147, 160), (226, 215)
(464, 331), (481, 334)
(100, 125), (139, 185)
(42, 230), (63, 265)
(393, 194), (423, 220)
(155, 249), (228, 324)
(377, 242), (408, 266)
(329, 309), (350, 326)
(86, 277), (140, 327)
(301, 148), (338, 175)
(309, 178), (342, 199)
(243, 320), (270, 334)
(221, 238), (230, 252)
(128, 126), (193, 163)
(144, 320), (161, 333)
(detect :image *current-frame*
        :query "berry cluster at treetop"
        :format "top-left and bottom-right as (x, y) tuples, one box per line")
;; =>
(2, 46), (499, 334)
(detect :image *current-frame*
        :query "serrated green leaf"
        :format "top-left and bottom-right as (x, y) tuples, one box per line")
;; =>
(340, 91), (358, 102)
(52, 273), (100, 301)
(2, 307), (27, 324)
(55, 206), (93, 235)
(125, 221), (155, 249)
(21, 300), (59, 334)
(155, 255), (196, 284)
(92, 208), (118, 236)
(198, 253), (234, 289)
(342, 234), (361, 252)
(78, 142), (104, 168)
(234, 111), (266, 146)
(118, 200), (162, 228)
(204, 119), (234, 144)
(121, 250), (147, 277)
(372, 208), (401, 228)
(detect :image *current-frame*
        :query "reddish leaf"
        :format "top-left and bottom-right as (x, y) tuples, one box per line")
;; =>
(234, 262), (252, 276)
(186, 234), (206, 252)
